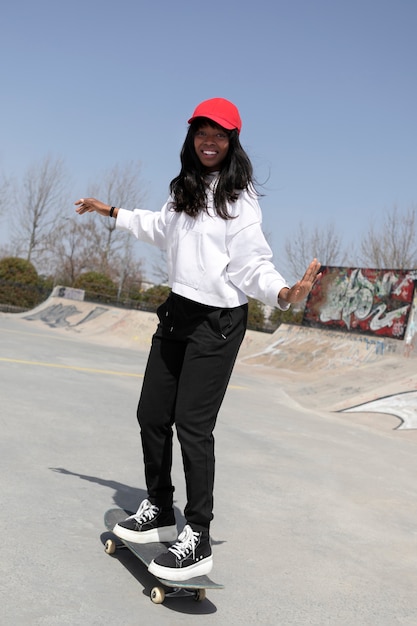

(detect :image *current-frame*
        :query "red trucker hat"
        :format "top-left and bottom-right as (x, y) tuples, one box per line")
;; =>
(187, 98), (242, 133)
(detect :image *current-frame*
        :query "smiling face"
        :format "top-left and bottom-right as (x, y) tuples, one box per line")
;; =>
(193, 122), (230, 172)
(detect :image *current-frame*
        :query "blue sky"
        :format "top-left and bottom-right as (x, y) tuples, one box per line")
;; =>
(1, 0), (416, 280)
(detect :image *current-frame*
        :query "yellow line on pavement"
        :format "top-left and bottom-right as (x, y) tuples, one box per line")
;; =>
(0, 357), (142, 378)
(0, 357), (246, 389)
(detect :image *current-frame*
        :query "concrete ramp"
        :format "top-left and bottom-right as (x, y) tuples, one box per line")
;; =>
(12, 292), (278, 357)
(14, 293), (157, 351)
(239, 322), (407, 370)
(238, 323), (417, 430)
(5, 293), (417, 430)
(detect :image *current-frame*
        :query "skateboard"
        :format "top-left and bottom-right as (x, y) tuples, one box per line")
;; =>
(104, 508), (224, 604)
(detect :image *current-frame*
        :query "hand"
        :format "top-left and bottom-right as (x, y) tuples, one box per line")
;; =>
(74, 197), (112, 217)
(278, 259), (322, 304)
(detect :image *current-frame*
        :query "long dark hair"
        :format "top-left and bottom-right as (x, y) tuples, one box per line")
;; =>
(169, 118), (256, 219)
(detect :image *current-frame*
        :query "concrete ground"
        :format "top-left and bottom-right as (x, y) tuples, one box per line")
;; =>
(1, 300), (416, 625)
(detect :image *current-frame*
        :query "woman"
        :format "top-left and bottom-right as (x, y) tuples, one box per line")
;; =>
(75, 97), (321, 581)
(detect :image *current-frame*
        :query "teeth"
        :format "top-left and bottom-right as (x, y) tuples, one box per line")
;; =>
(204, 151), (216, 156)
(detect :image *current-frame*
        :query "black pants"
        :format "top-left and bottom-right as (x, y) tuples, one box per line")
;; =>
(137, 292), (247, 532)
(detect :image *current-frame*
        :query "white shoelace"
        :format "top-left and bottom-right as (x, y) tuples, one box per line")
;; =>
(129, 499), (159, 523)
(168, 525), (199, 559)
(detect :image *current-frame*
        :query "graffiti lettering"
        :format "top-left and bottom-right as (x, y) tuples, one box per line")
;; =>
(303, 267), (416, 339)
(25, 304), (108, 328)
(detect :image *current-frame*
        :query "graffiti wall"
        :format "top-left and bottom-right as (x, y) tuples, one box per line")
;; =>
(303, 266), (417, 339)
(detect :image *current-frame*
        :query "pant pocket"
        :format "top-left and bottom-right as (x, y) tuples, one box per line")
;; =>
(156, 294), (173, 329)
(208, 308), (234, 339)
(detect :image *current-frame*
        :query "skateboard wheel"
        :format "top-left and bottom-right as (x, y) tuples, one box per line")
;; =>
(151, 586), (165, 604)
(195, 588), (206, 602)
(104, 539), (117, 555)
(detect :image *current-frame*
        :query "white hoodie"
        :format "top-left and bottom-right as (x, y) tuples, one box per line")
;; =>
(116, 179), (289, 310)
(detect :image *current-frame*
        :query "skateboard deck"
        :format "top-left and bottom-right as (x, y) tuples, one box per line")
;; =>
(104, 508), (224, 603)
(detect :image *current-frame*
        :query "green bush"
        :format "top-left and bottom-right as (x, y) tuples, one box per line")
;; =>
(74, 271), (117, 302)
(247, 297), (265, 331)
(269, 306), (304, 329)
(139, 285), (171, 310)
(0, 257), (45, 308)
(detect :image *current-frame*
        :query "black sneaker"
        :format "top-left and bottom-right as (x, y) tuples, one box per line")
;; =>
(113, 499), (177, 544)
(148, 525), (213, 581)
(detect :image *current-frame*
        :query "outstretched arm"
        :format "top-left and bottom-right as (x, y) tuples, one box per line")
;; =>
(75, 198), (118, 219)
(278, 259), (322, 305)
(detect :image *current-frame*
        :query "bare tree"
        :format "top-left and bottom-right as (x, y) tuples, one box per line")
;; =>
(10, 156), (69, 266)
(86, 161), (146, 275)
(7, 159), (148, 292)
(112, 238), (144, 301)
(44, 161), (147, 294)
(152, 249), (169, 285)
(0, 174), (12, 258)
(45, 218), (103, 286)
(284, 222), (348, 282)
(359, 204), (417, 268)
(0, 173), (11, 218)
